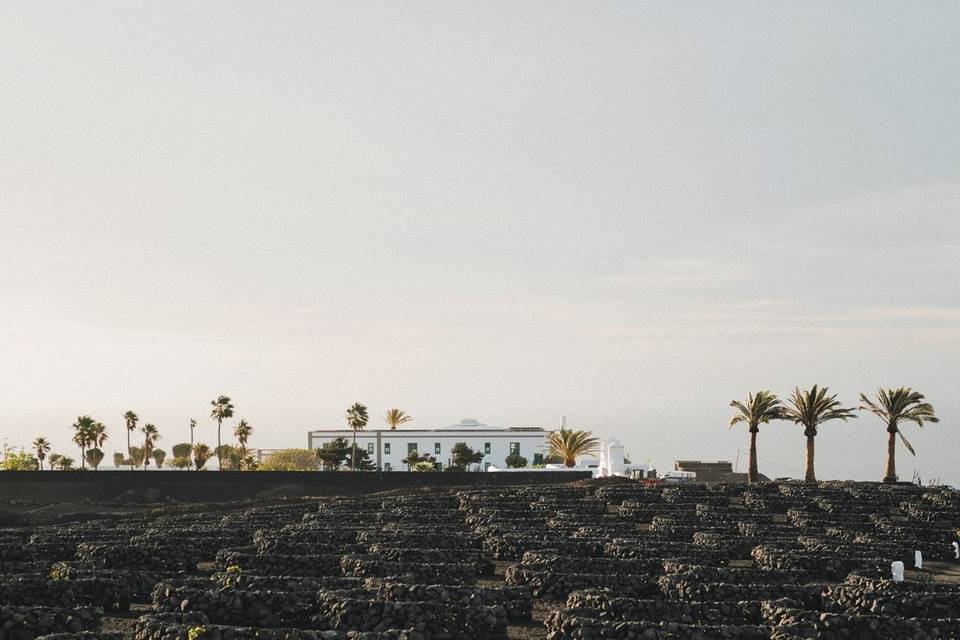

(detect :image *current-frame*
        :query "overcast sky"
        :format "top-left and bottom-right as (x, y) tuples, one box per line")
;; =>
(1, 2), (957, 482)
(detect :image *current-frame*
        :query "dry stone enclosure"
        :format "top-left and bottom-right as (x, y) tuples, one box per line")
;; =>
(0, 479), (958, 640)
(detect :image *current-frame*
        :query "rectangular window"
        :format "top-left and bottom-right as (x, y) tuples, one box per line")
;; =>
(533, 453), (543, 465)
(367, 442), (374, 454)
(384, 443), (391, 455)
(435, 462), (443, 471)
(408, 443), (417, 454)
(484, 462), (491, 471)
(484, 442), (491, 454)
(434, 442), (441, 455)
(509, 442), (520, 455)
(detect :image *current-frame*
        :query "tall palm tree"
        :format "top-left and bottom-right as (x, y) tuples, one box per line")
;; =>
(32, 437), (51, 471)
(234, 420), (253, 468)
(546, 428), (599, 467)
(383, 409), (413, 430)
(859, 387), (939, 484)
(123, 411), (139, 470)
(142, 423), (160, 469)
(729, 391), (786, 483)
(782, 385), (857, 482)
(72, 416), (97, 470)
(189, 419), (197, 453)
(345, 403), (369, 471)
(210, 396), (235, 471)
(91, 421), (108, 450)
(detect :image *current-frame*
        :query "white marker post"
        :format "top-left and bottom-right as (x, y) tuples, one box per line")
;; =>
(914, 550), (923, 569)
(891, 561), (905, 582)
(952, 542), (959, 560)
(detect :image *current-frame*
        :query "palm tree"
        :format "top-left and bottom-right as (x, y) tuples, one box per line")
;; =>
(189, 419), (197, 453)
(192, 443), (212, 470)
(345, 403), (369, 471)
(383, 409), (413, 430)
(210, 396), (235, 471)
(112, 452), (125, 468)
(85, 448), (104, 470)
(783, 385), (857, 482)
(91, 421), (108, 450)
(32, 437), (51, 471)
(142, 423), (160, 469)
(123, 411), (139, 470)
(72, 416), (97, 470)
(151, 449), (166, 468)
(546, 428), (599, 467)
(234, 420), (253, 469)
(859, 387), (939, 484)
(729, 391), (786, 483)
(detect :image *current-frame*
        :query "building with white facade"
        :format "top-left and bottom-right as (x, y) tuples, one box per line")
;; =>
(307, 418), (548, 471)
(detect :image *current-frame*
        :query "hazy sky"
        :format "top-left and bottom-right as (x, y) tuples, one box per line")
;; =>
(1, 2), (957, 482)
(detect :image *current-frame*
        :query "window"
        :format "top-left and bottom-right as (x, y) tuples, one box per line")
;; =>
(384, 443), (391, 455)
(484, 442), (491, 454)
(484, 462), (491, 471)
(367, 443), (374, 454)
(434, 462), (442, 471)
(407, 443), (418, 454)
(509, 442), (520, 455)
(434, 442), (441, 455)
(533, 453), (543, 465)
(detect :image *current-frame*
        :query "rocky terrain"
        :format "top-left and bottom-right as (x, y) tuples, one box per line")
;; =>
(0, 479), (958, 640)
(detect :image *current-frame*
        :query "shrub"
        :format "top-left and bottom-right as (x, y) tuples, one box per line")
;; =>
(258, 449), (320, 471)
(1, 451), (39, 471)
(169, 456), (192, 469)
(505, 453), (528, 468)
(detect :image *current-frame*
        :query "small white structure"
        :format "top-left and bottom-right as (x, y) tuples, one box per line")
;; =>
(891, 561), (905, 582)
(915, 550), (923, 569)
(952, 541), (959, 560)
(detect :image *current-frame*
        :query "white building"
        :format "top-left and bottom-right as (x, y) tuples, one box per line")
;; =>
(307, 418), (548, 471)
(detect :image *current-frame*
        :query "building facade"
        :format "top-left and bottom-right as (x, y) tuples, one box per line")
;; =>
(307, 418), (548, 471)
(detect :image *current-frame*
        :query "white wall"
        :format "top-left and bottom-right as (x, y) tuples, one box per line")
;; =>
(308, 429), (547, 470)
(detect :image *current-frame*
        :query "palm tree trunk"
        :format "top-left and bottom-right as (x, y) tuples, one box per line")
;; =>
(351, 430), (357, 471)
(127, 430), (132, 470)
(748, 429), (759, 483)
(217, 419), (222, 471)
(804, 434), (816, 482)
(883, 428), (897, 483)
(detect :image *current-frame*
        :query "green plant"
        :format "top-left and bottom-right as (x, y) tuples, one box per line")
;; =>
(729, 390), (786, 483)
(402, 451), (436, 470)
(32, 437), (51, 470)
(84, 448), (105, 470)
(151, 449), (166, 468)
(113, 452), (126, 468)
(504, 453), (528, 468)
(169, 456), (192, 469)
(193, 443), (212, 470)
(411, 461), (437, 472)
(383, 408), (413, 430)
(259, 448), (320, 471)
(1, 451), (39, 471)
(450, 442), (483, 471)
(187, 626), (207, 640)
(859, 387), (938, 483)
(546, 428), (599, 467)
(123, 410), (139, 470)
(210, 395), (235, 471)
(345, 403), (369, 471)
(783, 385), (857, 482)
(142, 424), (160, 469)
(172, 443), (193, 459)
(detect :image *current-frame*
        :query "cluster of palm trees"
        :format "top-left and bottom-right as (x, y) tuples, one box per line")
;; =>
(27, 394), (255, 471)
(730, 386), (939, 483)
